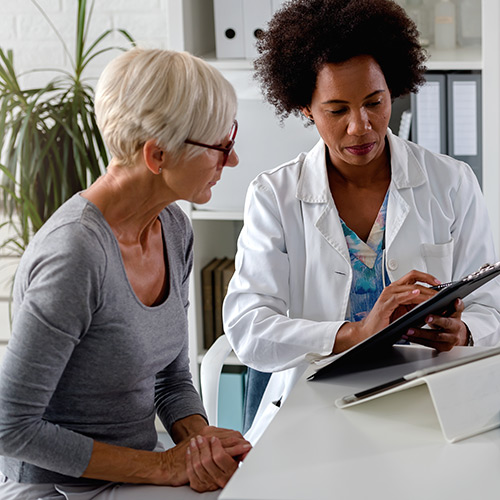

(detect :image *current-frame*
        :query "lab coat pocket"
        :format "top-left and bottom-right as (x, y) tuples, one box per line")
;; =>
(420, 239), (454, 281)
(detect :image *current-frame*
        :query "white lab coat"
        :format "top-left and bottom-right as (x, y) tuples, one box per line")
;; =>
(223, 130), (500, 443)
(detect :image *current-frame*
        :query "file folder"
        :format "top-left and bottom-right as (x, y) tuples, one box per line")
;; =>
(411, 73), (447, 154)
(242, 0), (272, 59)
(447, 73), (482, 186)
(214, 0), (245, 59)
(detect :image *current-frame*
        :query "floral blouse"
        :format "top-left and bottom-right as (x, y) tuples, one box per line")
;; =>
(341, 191), (391, 323)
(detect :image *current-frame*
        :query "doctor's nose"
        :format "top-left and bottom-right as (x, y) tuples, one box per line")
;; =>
(347, 110), (372, 136)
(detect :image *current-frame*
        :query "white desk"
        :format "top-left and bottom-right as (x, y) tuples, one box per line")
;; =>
(219, 345), (500, 500)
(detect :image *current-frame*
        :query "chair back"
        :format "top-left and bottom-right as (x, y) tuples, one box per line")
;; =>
(200, 335), (233, 425)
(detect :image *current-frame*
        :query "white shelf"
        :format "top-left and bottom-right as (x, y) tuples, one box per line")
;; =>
(203, 45), (483, 72)
(425, 45), (482, 70)
(202, 52), (255, 71)
(202, 46), (483, 72)
(191, 209), (244, 221)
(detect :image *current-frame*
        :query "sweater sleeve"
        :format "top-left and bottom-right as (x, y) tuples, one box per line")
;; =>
(0, 223), (105, 478)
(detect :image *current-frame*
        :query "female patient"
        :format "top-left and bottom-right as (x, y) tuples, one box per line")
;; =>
(223, 0), (500, 441)
(0, 47), (250, 499)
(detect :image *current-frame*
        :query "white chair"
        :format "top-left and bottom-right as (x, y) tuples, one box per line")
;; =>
(200, 335), (233, 426)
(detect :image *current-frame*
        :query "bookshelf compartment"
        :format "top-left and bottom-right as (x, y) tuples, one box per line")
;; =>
(191, 219), (243, 363)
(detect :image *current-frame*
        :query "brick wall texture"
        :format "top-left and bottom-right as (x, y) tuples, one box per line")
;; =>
(0, 0), (170, 343)
(0, 0), (169, 87)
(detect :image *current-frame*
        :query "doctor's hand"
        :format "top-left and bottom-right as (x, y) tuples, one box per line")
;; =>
(334, 270), (441, 353)
(401, 298), (470, 351)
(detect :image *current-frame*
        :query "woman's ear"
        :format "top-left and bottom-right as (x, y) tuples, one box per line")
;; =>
(301, 106), (314, 123)
(142, 139), (166, 175)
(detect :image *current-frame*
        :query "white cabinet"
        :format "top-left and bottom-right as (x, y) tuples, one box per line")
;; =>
(166, 0), (500, 387)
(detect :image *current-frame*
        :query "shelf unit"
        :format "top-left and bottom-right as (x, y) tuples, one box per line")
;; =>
(185, 207), (244, 385)
(167, 0), (500, 387)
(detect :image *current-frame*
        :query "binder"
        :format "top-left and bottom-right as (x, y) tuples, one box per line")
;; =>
(213, 258), (231, 339)
(335, 346), (500, 442)
(201, 257), (224, 349)
(447, 73), (482, 186)
(242, 0), (272, 59)
(411, 73), (447, 154)
(411, 72), (482, 187)
(221, 259), (236, 303)
(214, 0), (245, 59)
(398, 109), (412, 140)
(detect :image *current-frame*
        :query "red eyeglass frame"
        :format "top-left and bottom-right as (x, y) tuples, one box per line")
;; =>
(184, 120), (238, 166)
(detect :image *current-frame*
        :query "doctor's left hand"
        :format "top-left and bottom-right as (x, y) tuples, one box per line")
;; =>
(402, 298), (470, 351)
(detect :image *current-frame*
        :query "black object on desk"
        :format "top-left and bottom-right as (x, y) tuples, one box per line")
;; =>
(309, 262), (500, 380)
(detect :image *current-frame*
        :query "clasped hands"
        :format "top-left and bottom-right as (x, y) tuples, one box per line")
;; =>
(166, 422), (251, 492)
(336, 270), (469, 353)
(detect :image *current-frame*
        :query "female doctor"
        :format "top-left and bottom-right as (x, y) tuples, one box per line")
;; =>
(223, 0), (500, 442)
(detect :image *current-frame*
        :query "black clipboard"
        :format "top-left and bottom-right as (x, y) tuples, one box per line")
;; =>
(308, 262), (500, 380)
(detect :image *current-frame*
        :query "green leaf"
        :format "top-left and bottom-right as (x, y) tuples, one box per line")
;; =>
(0, 0), (134, 256)
(81, 29), (114, 66)
(31, 0), (74, 70)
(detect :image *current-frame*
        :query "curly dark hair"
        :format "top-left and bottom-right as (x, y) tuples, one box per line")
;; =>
(255, 0), (427, 120)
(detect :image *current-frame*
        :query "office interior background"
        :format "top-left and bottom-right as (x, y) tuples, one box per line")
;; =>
(0, 0), (499, 432)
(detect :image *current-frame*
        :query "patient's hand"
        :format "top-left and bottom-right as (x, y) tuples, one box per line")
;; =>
(185, 433), (251, 492)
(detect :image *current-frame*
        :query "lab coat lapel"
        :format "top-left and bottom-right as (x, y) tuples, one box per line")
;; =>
(295, 132), (427, 261)
(385, 130), (426, 250)
(296, 140), (350, 263)
(315, 203), (350, 263)
(386, 189), (410, 250)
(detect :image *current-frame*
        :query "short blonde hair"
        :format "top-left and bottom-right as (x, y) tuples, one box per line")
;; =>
(95, 47), (237, 165)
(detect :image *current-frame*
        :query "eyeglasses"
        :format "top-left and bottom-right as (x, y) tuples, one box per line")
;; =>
(184, 120), (238, 166)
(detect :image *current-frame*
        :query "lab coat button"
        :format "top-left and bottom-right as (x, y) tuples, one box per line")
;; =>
(388, 259), (398, 271)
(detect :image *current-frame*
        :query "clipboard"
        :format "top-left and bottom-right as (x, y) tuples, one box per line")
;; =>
(334, 346), (500, 442)
(308, 261), (500, 380)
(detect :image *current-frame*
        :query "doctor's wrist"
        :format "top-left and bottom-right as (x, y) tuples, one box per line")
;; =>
(333, 321), (365, 354)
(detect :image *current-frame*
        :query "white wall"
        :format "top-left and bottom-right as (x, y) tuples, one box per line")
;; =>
(0, 0), (170, 88)
(0, 0), (172, 350)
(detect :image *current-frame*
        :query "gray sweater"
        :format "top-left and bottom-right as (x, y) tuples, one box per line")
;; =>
(0, 194), (207, 484)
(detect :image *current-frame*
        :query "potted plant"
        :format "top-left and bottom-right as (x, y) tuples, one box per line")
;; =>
(0, 0), (134, 255)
